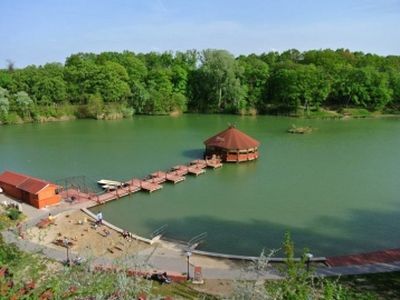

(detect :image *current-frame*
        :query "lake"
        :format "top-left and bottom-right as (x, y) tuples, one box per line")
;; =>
(1, 115), (400, 256)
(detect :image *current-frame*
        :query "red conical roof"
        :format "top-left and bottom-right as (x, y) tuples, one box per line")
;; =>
(204, 125), (260, 150)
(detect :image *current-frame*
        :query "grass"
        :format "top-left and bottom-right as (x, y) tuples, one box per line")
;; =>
(1, 213), (399, 299)
(339, 108), (373, 118)
(338, 271), (400, 299)
(0, 207), (25, 230)
(151, 281), (218, 299)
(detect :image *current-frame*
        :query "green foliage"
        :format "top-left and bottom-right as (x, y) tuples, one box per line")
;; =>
(237, 54), (269, 111)
(1, 111), (22, 124)
(268, 64), (331, 114)
(264, 232), (359, 299)
(0, 87), (10, 117)
(332, 66), (392, 110)
(7, 208), (21, 220)
(14, 91), (33, 118)
(0, 236), (21, 266)
(85, 93), (104, 119)
(121, 105), (135, 118)
(1, 48), (400, 123)
(340, 108), (372, 118)
(189, 49), (245, 113)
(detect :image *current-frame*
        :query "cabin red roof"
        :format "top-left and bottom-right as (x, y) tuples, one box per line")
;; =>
(17, 178), (50, 194)
(0, 170), (53, 195)
(204, 126), (260, 150)
(0, 171), (29, 186)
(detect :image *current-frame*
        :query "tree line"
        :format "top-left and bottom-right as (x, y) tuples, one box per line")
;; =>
(1, 48), (400, 123)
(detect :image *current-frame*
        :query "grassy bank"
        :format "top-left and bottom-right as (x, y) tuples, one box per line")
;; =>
(1, 210), (399, 299)
(0, 103), (136, 125)
(1, 104), (399, 126)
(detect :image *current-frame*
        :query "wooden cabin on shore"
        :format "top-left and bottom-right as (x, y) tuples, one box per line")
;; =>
(204, 125), (260, 162)
(0, 170), (61, 209)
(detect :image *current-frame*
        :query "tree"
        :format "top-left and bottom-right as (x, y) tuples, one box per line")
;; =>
(331, 66), (392, 110)
(0, 70), (12, 89)
(118, 51), (148, 85)
(279, 49), (304, 63)
(64, 54), (102, 104)
(6, 59), (15, 72)
(143, 68), (174, 114)
(9, 66), (39, 97)
(14, 91), (33, 118)
(85, 93), (104, 119)
(237, 55), (269, 111)
(388, 69), (400, 106)
(32, 63), (67, 105)
(1, 49), (400, 119)
(97, 61), (131, 103)
(189, 49), (245, 113)
(268, 64), (330, 113)
(130, 80), (149, 114)
(0, 87), (10, 117)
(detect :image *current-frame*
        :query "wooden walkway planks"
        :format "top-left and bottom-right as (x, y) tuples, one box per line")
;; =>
(206, 158), (223, 169)
(151, 170), (185, 184)
(61, 158), (223, 204)
(140, 180), (163, 192)
(187, 166), (206, 176)
(326, 248), (400, 267)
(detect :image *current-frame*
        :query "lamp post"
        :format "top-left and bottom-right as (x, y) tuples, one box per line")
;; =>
(64, 238), (70, 266)
(185, 251), (192, 280)
(305, 253), (313, 272)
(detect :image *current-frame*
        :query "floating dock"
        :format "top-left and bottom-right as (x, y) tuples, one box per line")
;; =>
(151, 171), (185, 184)
(60, 158), (222, 204)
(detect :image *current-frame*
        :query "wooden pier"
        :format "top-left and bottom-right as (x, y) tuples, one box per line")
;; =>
(190, 158), (222, 169)
(60, 158), (222, 205)
(151, 171), (185, 184)
(188, 166), (206, 176)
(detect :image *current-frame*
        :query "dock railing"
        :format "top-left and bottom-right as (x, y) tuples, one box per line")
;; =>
(151, 224), (168, 238)
(187, 232), (207, 250)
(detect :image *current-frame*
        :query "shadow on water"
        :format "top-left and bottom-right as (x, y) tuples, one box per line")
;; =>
(144, 207), (400, 257)
(182, 148), (204, 159)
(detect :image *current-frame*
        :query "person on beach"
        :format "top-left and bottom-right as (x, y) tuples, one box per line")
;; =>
(96, 212), (103, 225)
(48, 213), (54, 221)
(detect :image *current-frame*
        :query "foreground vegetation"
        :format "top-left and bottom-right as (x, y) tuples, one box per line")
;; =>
(1, 210), (399, 300)
(1, 49), (400, 124)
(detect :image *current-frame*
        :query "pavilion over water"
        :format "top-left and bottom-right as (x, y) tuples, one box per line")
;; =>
(204, 125), (260, 162)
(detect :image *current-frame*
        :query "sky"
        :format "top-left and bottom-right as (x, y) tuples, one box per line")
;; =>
(0, 0), (399, 68)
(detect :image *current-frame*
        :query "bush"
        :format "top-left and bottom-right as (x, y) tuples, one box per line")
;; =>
(2, 112), (23, 124)
(121, 105), (135, 118)
(7, 208), (21, 221)
(0, 235), (21, 265)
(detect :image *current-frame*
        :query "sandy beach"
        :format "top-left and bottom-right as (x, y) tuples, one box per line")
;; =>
(26, 210), (151, 260)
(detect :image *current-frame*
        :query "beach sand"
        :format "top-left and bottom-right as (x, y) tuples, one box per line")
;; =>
(26, 210), (151, 259)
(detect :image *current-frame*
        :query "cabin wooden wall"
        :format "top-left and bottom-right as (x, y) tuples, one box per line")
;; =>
(0, 183), (22, 199)
(0, 182), (60, 209)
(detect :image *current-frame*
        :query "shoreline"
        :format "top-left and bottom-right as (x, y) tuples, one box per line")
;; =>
(2, 195), (400, 281)
(1, 109), (400, 127)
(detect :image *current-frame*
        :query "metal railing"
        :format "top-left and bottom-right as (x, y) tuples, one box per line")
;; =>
(187, 232), (207, 249)
(151, 224), (168, 238)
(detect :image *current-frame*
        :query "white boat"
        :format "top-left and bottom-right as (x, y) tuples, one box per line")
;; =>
(101, 184), (117, 190)
(97, 179), (124, 187)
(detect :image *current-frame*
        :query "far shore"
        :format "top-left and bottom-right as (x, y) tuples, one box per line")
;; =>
(1, 106), (399, 127)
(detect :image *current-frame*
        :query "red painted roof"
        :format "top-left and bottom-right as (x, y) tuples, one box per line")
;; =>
(17, 178), (50, 194)
(0, 170), (53, 195)
(204, 126), (260, 150)
(0, 170), (29, 186)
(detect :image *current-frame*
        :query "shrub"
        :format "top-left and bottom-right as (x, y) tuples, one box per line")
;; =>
(121, 105), (135, 118)
(7, 208), (21, 221)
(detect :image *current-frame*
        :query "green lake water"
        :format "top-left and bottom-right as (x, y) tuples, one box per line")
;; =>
(1, 115), (400, 256)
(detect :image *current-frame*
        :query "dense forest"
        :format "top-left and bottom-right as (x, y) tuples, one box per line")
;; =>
(1, 49), (400, 124)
